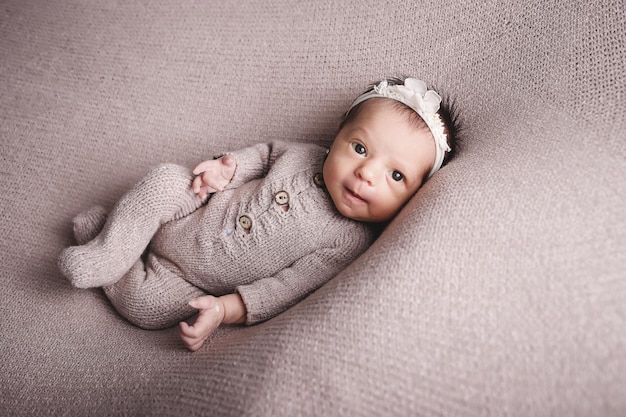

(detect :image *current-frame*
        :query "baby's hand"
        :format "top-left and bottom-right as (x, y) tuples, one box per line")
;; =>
(179, 296), (225, 351)
(191, 155), (237, 199)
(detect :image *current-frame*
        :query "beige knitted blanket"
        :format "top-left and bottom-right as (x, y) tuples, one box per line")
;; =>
(1, 0), (624, 415)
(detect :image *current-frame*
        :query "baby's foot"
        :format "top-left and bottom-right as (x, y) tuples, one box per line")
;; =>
(73, 205), (107, 244)
(58, 239), (125, 289)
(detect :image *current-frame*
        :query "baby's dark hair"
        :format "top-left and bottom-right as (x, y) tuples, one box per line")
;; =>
(341, 77), (462, 169)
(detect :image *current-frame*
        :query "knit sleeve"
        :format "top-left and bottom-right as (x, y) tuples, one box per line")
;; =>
(236, 222), (374, 324)
(217, 141), (285, 189)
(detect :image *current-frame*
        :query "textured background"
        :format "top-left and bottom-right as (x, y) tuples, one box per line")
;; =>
(1, 0), (625, 415)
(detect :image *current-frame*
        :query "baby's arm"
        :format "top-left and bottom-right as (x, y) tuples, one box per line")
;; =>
(191, 155), (237, 199)
(237, 223), (374, 324)
(179, 293), (246, 351)
(193, 142), (294, 198)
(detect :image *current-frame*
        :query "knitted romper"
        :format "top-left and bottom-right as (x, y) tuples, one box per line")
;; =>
(59, 141), (374, 329)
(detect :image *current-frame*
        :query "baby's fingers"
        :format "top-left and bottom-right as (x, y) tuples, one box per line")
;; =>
(186, 339), (205, 352)
(189, 295), (220, 311)
(193, 159), (215, 175)
(192, 174), (219, 198)
(200, 172), (226, 193)
(192, 175), (204, 194)
(179, 322), (205, 351)
(179, 320), (201, 338)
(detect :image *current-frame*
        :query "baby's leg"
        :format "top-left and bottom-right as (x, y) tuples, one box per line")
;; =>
(59, 164), (205, 288)
(103, 253), (205, 330)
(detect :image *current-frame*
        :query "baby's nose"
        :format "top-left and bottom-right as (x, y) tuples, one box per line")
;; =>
(356, 164), (375, 185)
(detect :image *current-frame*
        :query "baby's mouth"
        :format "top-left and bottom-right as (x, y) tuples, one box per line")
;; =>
(346, 187), (366, 202)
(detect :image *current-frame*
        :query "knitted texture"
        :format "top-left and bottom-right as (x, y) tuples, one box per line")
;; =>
(72, 205), (108, 245)
(59, 141), (374, 327)
(58, 163), (206, 288)
(1, 0), (625, 416)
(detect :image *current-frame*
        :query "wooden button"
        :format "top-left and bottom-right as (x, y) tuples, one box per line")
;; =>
(238, 215), (252, 230)
(313, 173), (324, 187)
(275, 191), (289, 205)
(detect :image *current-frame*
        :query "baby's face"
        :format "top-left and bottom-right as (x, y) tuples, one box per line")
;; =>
(323, 99), (436, 223)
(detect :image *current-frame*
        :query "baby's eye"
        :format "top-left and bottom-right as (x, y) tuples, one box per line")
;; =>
(351, 142), (367, 155)
(391, 170), (404, 182)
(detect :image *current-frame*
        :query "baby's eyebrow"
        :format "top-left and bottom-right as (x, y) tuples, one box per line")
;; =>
(390, 155), (418, 178)
(393, 161), (410, 176)
(349, 126), (370, 139)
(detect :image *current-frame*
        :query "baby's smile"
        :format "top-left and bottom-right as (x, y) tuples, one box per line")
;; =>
(345, 185), (367, 203)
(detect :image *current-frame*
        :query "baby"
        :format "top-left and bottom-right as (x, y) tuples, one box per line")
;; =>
(58, 78), (459, 351)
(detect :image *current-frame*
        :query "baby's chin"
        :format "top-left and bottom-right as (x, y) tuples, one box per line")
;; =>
(332, 202), (364, 222)
(337, 207), (382, 223)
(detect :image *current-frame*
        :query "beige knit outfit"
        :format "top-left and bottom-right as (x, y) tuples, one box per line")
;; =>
(59, 141), (374, 329)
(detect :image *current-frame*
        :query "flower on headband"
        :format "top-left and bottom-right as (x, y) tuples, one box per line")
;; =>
(395, 78), (442, 116)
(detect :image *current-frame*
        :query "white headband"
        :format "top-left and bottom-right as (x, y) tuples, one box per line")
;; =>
(348, 78), (451, 178)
